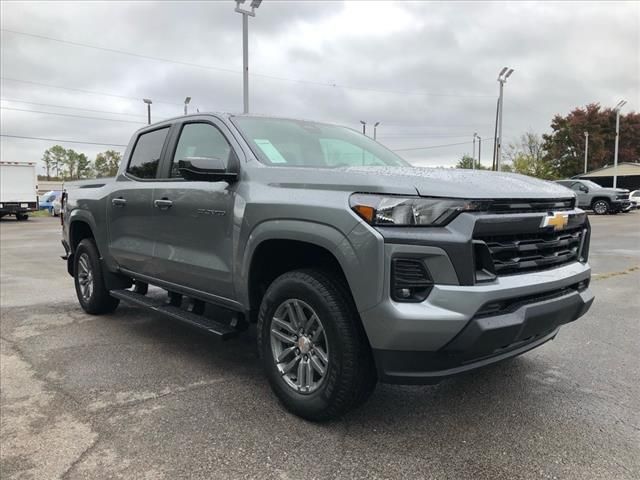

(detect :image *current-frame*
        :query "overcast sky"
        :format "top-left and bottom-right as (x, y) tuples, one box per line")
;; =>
(1, 0), (638, 173)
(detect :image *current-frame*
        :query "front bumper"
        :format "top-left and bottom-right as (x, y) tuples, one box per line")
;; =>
(373, 286), (593, 384)
(612, 200), (632, 212)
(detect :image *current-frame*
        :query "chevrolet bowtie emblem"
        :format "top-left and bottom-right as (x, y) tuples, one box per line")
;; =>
(542, 212), (569, 231)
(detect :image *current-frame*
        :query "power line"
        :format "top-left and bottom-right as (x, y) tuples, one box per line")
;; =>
(0, 77), (183, 106)
(0, 97), (143, 117)
(1, 106), (146, 124)
(394, 140), (480, 152)
(1, 28), (496, 99)
(393, 138), (496, 152)
(379, 133), (490, 139)
(0, 134), (127, 147)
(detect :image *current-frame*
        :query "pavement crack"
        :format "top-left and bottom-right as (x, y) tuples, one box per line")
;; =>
(60, 433), (102, 480)
(592, 265), (640, 281)
(0, 335), (83, 408)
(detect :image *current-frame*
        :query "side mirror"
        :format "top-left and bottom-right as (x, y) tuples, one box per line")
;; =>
(177, 156), (238, 182)
(581, 186), (589, 193)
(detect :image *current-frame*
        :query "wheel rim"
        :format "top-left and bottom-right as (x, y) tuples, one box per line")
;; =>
(270, 299), (329, 394)
(77, 253), (94, 301)
(594, 201), (607, 214)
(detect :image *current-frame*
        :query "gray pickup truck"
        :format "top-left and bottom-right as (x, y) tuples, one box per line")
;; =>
(62, 113), (594, 420)
(555, 179), (631, 215)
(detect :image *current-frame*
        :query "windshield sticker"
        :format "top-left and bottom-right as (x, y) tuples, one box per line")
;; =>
(254, 139), (288, 164)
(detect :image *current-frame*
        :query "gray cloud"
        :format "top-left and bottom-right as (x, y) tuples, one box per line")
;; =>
(1, 0), (638, 172)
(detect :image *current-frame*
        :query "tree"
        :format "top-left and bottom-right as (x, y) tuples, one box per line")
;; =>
(505, 131), (555, 179)
(456, 154), (487, 170)
(542, 103), (640, 178)
(41, 150), (53, 180)
(63, 148), (79, 180)
(47, 145), (67, 178)
(94, 150), (122, 177)
(75, 152), (93, 179)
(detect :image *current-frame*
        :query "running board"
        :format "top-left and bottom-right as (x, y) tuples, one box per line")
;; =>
(110, 289), (238, 340)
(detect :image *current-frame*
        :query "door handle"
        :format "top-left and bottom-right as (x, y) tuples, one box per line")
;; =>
(154, 198), (173, 210)
(111, 197), (127, 207)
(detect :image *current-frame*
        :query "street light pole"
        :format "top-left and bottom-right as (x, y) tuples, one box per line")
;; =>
(184, 96), (191, 115)
(613, 100), (626, 188)
(143, 98), (152, 125)
(477, 135), (482, 169)
(495, 67), (514, 171)
(360, 120), (367, 136)
(472, 132), (477, 170)
(583, 131), (589, 174)
(374, 121), (380, 140)
(235, 0), (262, 114)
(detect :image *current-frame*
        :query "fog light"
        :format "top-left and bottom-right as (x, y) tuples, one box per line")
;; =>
(398, 288), (412, 299)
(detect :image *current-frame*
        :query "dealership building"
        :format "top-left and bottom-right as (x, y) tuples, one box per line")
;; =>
(575, 162), (640, 191)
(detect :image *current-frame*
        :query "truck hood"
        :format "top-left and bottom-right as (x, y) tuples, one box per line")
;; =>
(262, 166), (575, 200)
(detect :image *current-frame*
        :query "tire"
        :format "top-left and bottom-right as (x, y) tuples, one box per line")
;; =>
(592, 199), (609, 215)
(73, 238), (119, 314)
(257, 269), (376, 421)
(16, 213), (28, 221)
(49, 207), (55, 217)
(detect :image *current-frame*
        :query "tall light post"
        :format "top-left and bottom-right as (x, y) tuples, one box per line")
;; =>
(477, 135), (482, 169)
(495, 66), (514, 171)
(184, 96), (191, 115)
(583, 131), (589, 174)
(235, 0), (262, 114)
(613, 99), (626, 188)
(472, 132), (478, 170)
(360, 120), (367, 135)
(373, 121), (380, 140)
(143, 98), (152, 125)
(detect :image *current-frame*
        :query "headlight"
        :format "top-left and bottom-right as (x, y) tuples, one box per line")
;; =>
(350, 194), (489, 226)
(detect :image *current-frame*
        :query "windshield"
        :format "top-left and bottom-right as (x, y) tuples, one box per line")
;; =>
(232, 117), (409, 168)
(580, 180), (602, 189)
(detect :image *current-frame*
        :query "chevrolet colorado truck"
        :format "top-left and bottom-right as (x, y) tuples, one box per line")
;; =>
(555, 179), (631, 214)
(62, 114), (594, 420)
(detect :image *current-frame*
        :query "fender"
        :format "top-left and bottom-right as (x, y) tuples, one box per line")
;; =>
(237, 219), (384, 313)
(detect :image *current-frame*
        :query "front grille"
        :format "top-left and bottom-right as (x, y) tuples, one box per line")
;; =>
(487, 198), (574, 213)
(475, 227), (586, 276)
(616, 194), (629, 200)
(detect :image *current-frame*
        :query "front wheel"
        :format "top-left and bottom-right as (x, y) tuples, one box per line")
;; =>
(592, 199), (610, 215)
(74, 239), (119, 314)
(257, 269), (376, 421)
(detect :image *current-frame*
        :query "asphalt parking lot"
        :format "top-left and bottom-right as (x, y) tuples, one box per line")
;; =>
(1, 212), (639, 479)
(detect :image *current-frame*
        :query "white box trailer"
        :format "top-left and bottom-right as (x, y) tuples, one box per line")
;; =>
(0, 162), (39, 220)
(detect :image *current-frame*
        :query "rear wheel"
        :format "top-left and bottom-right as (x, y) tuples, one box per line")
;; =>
(257, 269), (376, 421)
(16, 213), (28, 221)
(74, 239), (119, 314)
(592, 199), (610, 215)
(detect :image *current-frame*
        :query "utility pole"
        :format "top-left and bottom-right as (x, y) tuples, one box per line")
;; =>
(143, 98), (152, 125)
(374, 122), (380, 140)
(613, 100), (627, 188)
(496, 67), (514, 171)
(472, 132), (478, 170)
(235, 0), (262, 114)
(583, 131), (589, 174)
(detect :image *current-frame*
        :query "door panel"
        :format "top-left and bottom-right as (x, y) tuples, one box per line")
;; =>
(108, 126), (171, 274)
(108, 181), (156, 274)
(149, 119), (239, 300)
(151, 181), (236, 298)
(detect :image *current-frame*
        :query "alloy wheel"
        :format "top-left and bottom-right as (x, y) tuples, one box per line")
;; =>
(270, 299), (329, 394)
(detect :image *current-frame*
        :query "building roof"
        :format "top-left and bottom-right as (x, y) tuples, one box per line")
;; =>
(578, 162), (640, 178)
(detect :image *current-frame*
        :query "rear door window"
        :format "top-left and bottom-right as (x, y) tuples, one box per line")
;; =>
(127, 127), (169, 179)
